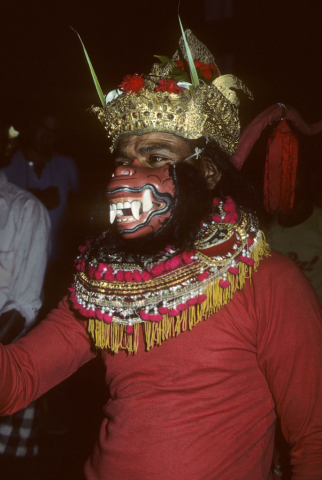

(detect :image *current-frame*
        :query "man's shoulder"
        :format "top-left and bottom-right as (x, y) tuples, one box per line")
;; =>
(7, 181), (49, 218)
(264, 249), (299, 269)
(255, 249), (317, 294)
(51, 153), (76, 168)
(51, 154), (79, 184)
(259, 249), (309, 275)
(7, 149), (25, 164)
(2, 150), (25, 172)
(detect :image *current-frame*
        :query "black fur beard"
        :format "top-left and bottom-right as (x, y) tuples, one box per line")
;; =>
(88, 163), (213, 265)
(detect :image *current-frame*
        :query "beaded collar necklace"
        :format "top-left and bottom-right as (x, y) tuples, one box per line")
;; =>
(70, 197), (270, 354)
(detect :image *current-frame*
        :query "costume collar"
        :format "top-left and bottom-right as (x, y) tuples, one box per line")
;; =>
(70, 198), (270, 354)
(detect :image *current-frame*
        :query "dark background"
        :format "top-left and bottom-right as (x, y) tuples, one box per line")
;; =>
(1, 0), (322, 185)
(1, 1), (322, 478)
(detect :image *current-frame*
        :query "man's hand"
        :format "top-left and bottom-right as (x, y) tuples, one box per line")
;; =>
(29, 186), (60, 210)
(0, 310), (26, 345)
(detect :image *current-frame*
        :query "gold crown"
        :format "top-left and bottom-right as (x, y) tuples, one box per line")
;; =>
(92, 30), (253, 156)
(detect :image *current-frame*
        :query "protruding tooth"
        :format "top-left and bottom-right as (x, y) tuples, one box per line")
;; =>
(112, 203), (116, 210)
(124, 201), (131, 209)
(142, 189), (153, 213)
(131, 200), (141, 220)
(110, 210), (117, 224)
(117, 202), (123, 210)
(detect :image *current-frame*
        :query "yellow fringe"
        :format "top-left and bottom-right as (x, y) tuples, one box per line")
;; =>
(88, 319), (140, 354)
(88, 237), (270, 354)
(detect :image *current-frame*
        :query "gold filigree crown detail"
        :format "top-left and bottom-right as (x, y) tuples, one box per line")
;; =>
(92, 30), (253, 155)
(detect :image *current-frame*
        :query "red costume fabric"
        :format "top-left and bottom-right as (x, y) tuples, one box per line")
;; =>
(0, 252), (321, 480)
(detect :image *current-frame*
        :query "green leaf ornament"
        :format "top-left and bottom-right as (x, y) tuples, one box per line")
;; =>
(71, 27), (105, 107)
(178, 15), (199, 90)
(154, 55), (172, 65)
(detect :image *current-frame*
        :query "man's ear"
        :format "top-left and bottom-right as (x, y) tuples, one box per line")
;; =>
(187, 156), (222, 190)
(202, 157), (222, 190)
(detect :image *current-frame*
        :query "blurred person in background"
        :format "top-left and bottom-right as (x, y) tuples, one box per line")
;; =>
(0, 125), (51, 479)
(3, 114), (81, 314)
(2, 114), (79, 264)
(2, 115), (83, 440)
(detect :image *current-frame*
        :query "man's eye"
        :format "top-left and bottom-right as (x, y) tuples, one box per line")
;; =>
(115, 159), (129, 166)
(150, 156), (166, 163)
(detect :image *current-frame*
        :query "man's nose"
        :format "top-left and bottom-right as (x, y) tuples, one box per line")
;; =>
(113, 158), (142, 177)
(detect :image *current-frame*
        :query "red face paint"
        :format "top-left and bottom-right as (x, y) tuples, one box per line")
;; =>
(106, 159), (175, 239)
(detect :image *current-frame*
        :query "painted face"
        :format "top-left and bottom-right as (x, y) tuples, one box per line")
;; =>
(106, 132), (192, 239)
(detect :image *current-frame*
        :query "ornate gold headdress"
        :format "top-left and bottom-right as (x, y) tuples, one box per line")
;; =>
(75, 27), (253, 156)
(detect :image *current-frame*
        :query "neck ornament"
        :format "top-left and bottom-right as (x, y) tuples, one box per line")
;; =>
(70, 198), (270, 354)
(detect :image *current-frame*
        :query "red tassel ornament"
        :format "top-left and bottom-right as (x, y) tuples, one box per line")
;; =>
(264, 119), (298, 214)
(126, 324), (134, 335)
(219, 279), (230, 288)
(197, 271), (209, 281)
(103, 313), (113, 324)
(228, 266), (239, 275)
(140, 310), (150, 321)
(177, 303), (188, 311)
(187, 297), (197, 306)
(197, 294), (207, 304)
(158, 306), (170, 315)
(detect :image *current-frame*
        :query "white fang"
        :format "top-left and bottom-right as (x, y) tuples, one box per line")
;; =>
(110, 209), (117, 224)
(142, 189), (153, 212)
(131, 201), (141, 220)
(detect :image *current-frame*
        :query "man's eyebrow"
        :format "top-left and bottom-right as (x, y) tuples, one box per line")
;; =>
(115, 143), (180, 158)
(137, 143), (179, 155)
(115, 149), (129, 158)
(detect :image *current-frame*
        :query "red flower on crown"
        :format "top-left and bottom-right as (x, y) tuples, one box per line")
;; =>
(194, 60), (218, 80)
(156, 78), (183, 94)
(174, 60), (185, 70)
(119, 74), (145, 94)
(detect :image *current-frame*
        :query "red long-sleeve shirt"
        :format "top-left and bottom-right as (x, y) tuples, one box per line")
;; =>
(1, 252), (322, 479)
